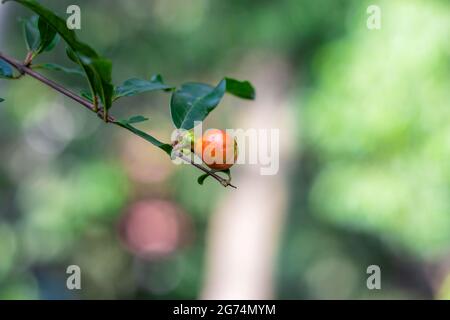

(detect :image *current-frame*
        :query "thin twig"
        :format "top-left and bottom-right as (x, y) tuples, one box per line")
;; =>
(176, 153), (237, 188)
(0, 51), (235, 188)
(0, 52), (105, 116)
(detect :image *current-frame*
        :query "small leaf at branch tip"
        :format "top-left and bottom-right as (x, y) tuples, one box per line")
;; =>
(197, 173), (210, 185)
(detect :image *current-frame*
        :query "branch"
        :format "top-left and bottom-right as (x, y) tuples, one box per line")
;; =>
(0, 52), (109, 119)
(0, 51), (236, 189)
(176, 153), (236, 189)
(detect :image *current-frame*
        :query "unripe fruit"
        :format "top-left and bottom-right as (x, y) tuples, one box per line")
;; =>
(194, 129), (238, 170)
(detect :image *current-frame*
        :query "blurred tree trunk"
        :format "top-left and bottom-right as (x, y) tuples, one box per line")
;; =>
(201, 55), (295, 299)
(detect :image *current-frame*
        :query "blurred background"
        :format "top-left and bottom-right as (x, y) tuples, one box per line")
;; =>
(0, 0), (449, 299)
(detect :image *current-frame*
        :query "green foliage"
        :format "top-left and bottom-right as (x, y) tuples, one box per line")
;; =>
(22, 16), (39, 51)
(223, 78), (255, 100)
(80, 89), (93, 102)
(197, 173), (209, 185)
(171, 78), (255, 130)
(32, 63), (84, 76)
(80, 54), (113, 112)
(21, 16), (60, 56)
(37, 17), (59, 52)
(8, 0), (115, 111)
(0, 98), (4, 103)
(2, 0), (446, 300)
(2, 0), (255, 188)
(0, 59), (13, 78)
(114, 75), (174, 100)
(6, 0), (255, 135)
(117, 115), (149, 125)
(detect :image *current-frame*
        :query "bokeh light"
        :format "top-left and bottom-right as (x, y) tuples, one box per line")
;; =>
(120, 200), (192, 260)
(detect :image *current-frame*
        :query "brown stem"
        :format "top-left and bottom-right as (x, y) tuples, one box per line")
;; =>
(0, 51), (235, 188)
(93, 95), (99, 112)
(24, 51), (34, 66)
(0, 52), (105, 116)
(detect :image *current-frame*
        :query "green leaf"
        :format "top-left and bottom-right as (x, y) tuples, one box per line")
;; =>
(0, 98), (4, 103)
(80, 90), (93, 102)
(89, 59), (114, 110)
(117, 115), (149, 125)
(115, 122), (172, 155)
(197, 169), (231, 185)
(197, 173), (210, 185)
(114, 74), (174, 100)
(8, 0), (114, 111)
(21, 15), (59, 55)
(37, 16), (59, 53)
(223, 77), (255, 100)
(21, 16), (39, 51)
(65, 46), (78, 62)
(150, 74), (175, 92)
(0, 59), (14, 78)
(170, 78), (255, 130)
(33, 63), (84, 76)
(170, 82), (214, 129)
(43, 32), (60, 52)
